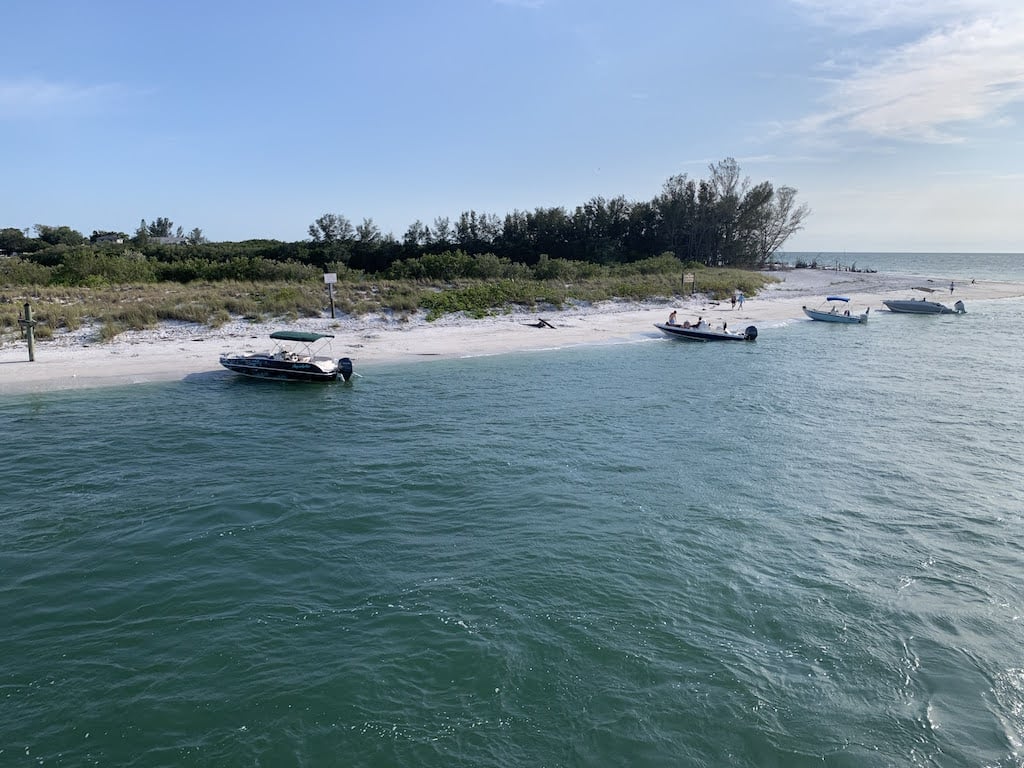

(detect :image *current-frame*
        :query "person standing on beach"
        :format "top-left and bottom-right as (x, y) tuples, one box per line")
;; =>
(730, 295), (736, 310)
(950, 281), (955, 294)
(737, 292), (745, 309)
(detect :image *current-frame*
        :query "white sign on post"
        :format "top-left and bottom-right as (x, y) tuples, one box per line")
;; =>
(324, 273), (337, 284)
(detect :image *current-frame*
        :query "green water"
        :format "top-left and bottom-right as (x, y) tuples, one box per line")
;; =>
(3, 298), (1023, 767)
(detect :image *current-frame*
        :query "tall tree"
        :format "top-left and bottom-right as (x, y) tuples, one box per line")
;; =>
(308, 213), (354, 243)
(708, 157), (749, 201)
(751, 186), (810, 266)
(34, 224), (85, 246)
(355, 218), (381, 244)
(656, 175), (695, 260)
(0, 227), (32, 253)
(430, 216), (452, 248)
(733, 181), (776, 268)
(147, 217), (174, 237)
(402, 220), (430, 254)
(707, 158), (751, 266)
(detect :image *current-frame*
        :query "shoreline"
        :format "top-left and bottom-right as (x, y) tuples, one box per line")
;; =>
(3, 269), (1023, 395)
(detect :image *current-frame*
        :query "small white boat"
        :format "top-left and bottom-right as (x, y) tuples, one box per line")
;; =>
(654, 321), (757, 342)
(220, 331), (354, 382)
(883, 298), (965, 315)
(803, 296), (869, 324)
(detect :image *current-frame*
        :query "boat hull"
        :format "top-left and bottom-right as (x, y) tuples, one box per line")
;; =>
(220, 355), (349, 382)
(802, 307), (867, 323)
(654, 323), (757, 342)
(883, 299), (964, 314)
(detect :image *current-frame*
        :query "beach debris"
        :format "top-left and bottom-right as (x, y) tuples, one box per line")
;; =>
(525, 318), (556, 328)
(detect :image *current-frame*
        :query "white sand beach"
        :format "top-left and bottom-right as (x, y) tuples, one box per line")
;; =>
(3, 268), (1022, 395)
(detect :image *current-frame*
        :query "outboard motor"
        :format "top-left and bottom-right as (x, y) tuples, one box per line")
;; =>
(339, 357), (354, 382)
(953, 300), (966, 314)
(744, 325), (758, 341)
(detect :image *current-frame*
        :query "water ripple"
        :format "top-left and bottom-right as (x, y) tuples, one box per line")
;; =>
(3, 303), (1024, 766)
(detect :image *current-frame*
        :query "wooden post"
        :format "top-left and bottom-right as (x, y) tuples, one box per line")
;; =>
(19, 302), (37, 362)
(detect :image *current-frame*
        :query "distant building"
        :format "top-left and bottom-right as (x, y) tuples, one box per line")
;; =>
(93, 234), (124, 244)
(152, 236), (186, 246)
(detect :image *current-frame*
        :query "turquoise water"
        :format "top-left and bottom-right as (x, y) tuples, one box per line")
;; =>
(3, 262), (1024, 766)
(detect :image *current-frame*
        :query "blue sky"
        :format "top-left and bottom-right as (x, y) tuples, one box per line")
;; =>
(3, 0), (1023, 252)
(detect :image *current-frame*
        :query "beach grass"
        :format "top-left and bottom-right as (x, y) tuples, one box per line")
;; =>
(0, 268), (774, 342)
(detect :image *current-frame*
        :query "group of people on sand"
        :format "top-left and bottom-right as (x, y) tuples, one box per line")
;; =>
(667, 290), (745, 330)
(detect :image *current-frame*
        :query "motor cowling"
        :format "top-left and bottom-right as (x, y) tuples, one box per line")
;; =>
(744, 326), (758, 341)
(953, 300), (966, 314)
(339, 357), (354, 381)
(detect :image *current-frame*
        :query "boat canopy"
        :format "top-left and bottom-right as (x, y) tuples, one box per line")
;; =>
(270, 331), (334, 342)
(826, 296), (850, 302)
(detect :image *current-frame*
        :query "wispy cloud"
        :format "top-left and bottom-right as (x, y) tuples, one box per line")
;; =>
(0, 78), (122, 119)
(791, 1), (1024, 142)
(791, 0), (1012, 31)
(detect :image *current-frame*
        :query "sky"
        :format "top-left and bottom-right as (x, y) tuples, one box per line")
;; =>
(2, 0), (1023, 253)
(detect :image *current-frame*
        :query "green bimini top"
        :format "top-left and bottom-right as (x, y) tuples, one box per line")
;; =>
(270, 331), (334, 342)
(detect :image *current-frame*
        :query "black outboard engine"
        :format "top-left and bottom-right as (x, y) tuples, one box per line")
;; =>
(953, 300), (966, 314)
(744, 325), (758, 341)
(339, 357), (354, 382)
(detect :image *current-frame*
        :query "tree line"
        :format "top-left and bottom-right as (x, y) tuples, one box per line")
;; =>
(1, 159), (809, 284)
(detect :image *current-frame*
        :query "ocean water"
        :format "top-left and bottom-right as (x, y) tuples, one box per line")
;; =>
(3, 257), (1024, 767)
(787, 251), (1024, 282)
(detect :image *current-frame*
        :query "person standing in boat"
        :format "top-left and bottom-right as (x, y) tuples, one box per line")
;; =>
(668, 310), (678, 325)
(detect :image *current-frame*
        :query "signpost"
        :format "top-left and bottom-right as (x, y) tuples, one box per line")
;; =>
(324, 273), (337, 318)
(682, 272), (695, 296)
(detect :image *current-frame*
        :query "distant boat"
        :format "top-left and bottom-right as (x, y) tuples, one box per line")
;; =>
(802, 296), (869, 324)
(220, 331), (355, 382)
(654, 321), (757, 342)
(883, 299), (966, 315)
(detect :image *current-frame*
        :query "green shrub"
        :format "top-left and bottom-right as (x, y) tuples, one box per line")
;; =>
(420, 280), (545, 320)
(0, 257), (52, 286)
(613, 252), (684, 276)
(531, 255), (605, 281)
(51, 248), (157, 286)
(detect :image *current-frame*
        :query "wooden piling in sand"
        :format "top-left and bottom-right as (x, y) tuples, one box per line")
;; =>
(18, 303), (36, 362)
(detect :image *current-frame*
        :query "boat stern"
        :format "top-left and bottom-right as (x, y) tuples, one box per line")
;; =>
(339, 357), (354, 381)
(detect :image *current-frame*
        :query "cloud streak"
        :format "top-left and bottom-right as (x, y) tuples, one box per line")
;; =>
(791, 1), (1024, 142)
(0, 78), (121, 119)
